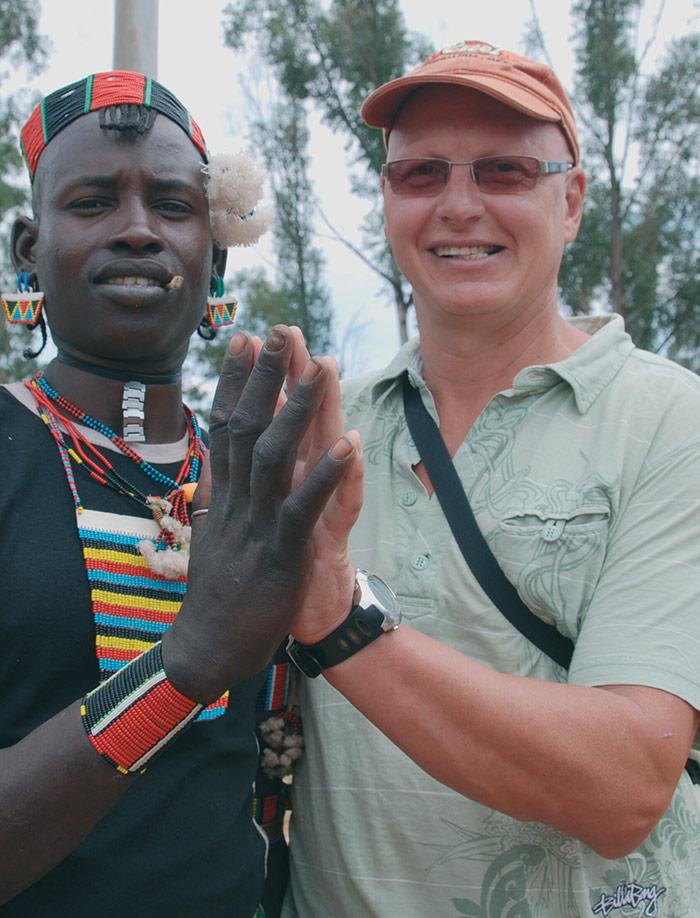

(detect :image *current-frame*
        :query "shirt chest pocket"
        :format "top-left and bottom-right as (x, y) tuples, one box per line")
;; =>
(490, 505), (611, 639)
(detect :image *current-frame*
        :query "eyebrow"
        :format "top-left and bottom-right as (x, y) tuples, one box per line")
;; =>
(150, 177), (202, 193)
(67, 174), (115, 188)
(63, 175), (200, 192)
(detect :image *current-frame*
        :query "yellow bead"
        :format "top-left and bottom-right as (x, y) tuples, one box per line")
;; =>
(180, 482), (198, 503)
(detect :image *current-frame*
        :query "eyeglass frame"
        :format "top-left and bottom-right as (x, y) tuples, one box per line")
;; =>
(381, 156), (574, 197)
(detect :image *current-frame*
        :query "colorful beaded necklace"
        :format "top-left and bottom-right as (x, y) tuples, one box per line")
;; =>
(25, 372), (205, 577)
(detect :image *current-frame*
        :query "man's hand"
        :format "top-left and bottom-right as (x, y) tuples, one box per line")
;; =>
(162, 325), (358, 703)
(273, 327), (365, 646)
(289, 415), (364, 646)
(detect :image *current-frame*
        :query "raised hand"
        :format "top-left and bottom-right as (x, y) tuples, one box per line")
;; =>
(262, 325), (366, 646)
(162, 325), (358, 703)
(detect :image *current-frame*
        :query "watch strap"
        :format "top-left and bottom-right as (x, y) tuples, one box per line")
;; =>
(287, 604), (385, 678)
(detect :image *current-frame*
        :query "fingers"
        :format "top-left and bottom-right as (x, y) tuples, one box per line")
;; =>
(291, 355), (338, 490)
(250, 335), (289, 416)
(225, 325), (302, 510)
(207, 322), (345, 536)
(248, 356), (330, 523)
(304, 356), (343, 474)
(316, 429), (364, 544)
(276, 434), (359, 561)
(285, 326), (311, 397)
(208, 331), (253, 489)
(283, 327), (311, 427)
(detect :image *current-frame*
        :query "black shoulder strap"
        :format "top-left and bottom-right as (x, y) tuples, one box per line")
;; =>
(402, 371), (574, 670)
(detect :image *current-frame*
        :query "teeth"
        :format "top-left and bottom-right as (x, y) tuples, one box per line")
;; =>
(105, 276), (162, 287)
(434, 245), (500, 258)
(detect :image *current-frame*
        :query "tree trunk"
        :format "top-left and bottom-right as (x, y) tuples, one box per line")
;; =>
(394, 286), (409, 344)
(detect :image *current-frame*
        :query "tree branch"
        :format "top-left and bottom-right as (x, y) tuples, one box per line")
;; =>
(316, 204), (395, 287)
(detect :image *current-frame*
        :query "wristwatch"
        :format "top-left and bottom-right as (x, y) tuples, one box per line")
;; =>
(286, 570), (401, 678)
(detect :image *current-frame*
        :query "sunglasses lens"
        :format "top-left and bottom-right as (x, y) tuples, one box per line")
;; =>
(387, 159), (449, 196)
(474, 157), (540, 193)
(385, 156), (546, 196)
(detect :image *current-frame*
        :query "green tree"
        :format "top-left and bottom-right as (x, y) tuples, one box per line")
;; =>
(532, 1), (700, 366)
(243, 93), (333, 354)
(0, 0), (47, 380)
(222, 0), (431, 344)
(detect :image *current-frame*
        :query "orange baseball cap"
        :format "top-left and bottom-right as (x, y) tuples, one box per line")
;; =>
(361, 40), (580, 165)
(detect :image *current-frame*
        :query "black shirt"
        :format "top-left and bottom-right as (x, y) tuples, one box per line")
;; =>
(0, 387), (266, 917)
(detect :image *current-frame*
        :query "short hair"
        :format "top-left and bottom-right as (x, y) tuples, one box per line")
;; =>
(98, 103), (157, 137)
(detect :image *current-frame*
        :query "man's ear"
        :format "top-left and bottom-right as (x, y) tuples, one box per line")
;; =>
(212, 242), (227, 280)
(564, 168), (587, 245)
(11, 216), (39, 275)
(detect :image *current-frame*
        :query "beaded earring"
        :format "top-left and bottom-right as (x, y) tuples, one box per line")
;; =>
(197, 274), (238, 340)
(1, 271), (47, 358)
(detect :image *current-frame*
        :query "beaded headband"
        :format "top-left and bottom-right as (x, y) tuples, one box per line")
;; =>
(20, 71), (272, 248)
(21, 71), (207, 179)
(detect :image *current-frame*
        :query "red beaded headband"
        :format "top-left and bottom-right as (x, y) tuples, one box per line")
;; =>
(21, 70), (207, 179)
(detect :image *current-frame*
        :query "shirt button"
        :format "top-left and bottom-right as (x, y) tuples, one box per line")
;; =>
(541, 519), (565, 542)
(401, 490), (417, 507)
(412, 554), (429, 571)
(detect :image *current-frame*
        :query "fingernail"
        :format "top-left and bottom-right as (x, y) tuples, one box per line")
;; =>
(229, 332), (247, 355)
(301, 358), (321, 383)
(265, 327), (286, 352)
(330, 436), (354, 460)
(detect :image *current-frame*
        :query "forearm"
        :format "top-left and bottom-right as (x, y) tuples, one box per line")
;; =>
(1, 612), (289, 904)
(0, 638), (202, 903)
(0, 699), (132, 904)
(324, 625), (693, 857)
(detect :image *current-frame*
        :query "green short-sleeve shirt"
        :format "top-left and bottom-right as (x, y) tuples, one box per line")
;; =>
(286, 317), (700, 918)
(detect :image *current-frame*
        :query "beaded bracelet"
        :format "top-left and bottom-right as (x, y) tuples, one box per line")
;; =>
(81, 642), (203, 775)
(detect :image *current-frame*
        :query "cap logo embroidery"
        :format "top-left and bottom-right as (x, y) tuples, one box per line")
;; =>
(444, 40), (502, 56)
(426, 41), (505, 65)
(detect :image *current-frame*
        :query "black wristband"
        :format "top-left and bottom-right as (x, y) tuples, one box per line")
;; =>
(287, 605), (386, 678)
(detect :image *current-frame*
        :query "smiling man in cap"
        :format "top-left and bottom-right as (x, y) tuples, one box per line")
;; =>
(282, 41), (700, 917)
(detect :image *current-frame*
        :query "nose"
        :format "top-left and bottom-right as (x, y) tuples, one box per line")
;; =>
(435, 163), (486, 224)
(108, 195), (162, 252)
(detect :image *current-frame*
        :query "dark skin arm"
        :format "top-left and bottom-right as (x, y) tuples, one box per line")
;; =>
(0, 326), (356, 904)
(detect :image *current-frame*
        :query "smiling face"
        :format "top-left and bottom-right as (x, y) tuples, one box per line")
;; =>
(383, 86), (585, 332)
(15, 111), (216, 375)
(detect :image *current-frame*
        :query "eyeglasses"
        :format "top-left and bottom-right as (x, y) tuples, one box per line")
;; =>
(381, 156), (573, 197)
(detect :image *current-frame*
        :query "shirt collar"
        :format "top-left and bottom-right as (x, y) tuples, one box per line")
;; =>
(366, 314), (634, 414)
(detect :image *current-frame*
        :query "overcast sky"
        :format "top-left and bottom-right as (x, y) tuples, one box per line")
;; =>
(10, 0), (698, 374)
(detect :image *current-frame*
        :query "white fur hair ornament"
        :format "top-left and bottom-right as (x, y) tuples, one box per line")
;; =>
(204, 151), (274, 248)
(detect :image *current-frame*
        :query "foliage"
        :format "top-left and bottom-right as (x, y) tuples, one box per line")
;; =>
(247, 94), (333, 354)
(0, 0), (48, 381)
(536, 1), (700, 367)
(222, 0), (431, 343)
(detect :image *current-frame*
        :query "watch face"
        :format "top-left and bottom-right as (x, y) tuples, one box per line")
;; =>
(365, 573), (402, 628)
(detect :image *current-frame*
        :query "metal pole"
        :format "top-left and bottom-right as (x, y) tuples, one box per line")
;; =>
(113, 0), (159, 78)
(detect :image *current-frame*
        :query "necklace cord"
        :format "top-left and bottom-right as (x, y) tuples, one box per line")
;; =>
(25, 374), (204, 528)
